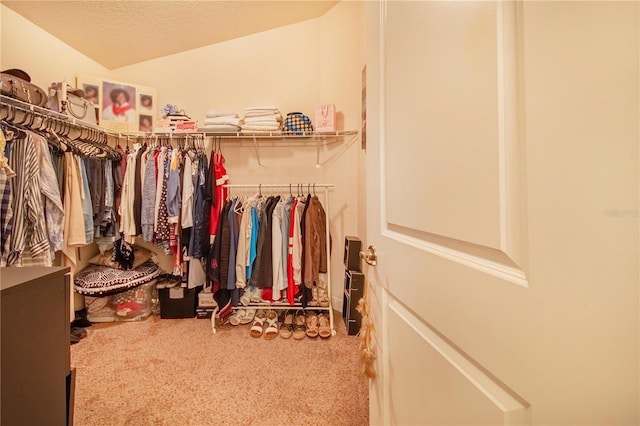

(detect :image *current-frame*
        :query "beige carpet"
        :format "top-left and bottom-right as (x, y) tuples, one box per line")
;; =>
(70, 311), (369, 426)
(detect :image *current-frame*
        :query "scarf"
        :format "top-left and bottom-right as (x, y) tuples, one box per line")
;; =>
(112, 103), (132, 116)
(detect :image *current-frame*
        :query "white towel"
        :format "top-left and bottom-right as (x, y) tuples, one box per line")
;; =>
(241, 124), (282, 131)
(243, 116), (279, 124)
(244, 111), (282, 119)
(204, 117), (241, 126)
(202, 124), (241, 133)
(206, 110), (237, 118)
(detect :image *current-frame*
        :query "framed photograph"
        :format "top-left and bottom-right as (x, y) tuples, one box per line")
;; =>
(76, 76), (101, 125)
(76, 76), (157, 132)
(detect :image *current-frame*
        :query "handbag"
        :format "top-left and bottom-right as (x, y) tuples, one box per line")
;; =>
(283, 112), (314, 135)
(0, 70), (48, 107)
(47, 83), (97, 125)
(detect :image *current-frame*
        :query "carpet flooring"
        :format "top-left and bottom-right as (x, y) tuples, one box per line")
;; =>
(70, 311), (369, 426)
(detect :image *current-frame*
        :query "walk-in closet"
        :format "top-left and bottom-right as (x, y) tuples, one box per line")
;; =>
(0, 1), (368, 425)
(3, 1), (639, 425)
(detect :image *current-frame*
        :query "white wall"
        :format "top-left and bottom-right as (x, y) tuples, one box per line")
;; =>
(112, 1), (365, 310)
(0, 5), (110, 91)
(1, 1), (367, 313)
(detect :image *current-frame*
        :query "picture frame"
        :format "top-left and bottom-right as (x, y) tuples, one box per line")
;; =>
(76, 76), (157, 133)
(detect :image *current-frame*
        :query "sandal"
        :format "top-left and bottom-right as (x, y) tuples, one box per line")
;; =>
(306, 311), (319, 338)
(228, 308), (245, 326)
(250, 309), (267, 338)
(292, 309), (306, 340)
(318, 312), (331, 338)
(279, 310), (294, 339)
(239, 308), (256, 325)
(264, 310), (279, 340)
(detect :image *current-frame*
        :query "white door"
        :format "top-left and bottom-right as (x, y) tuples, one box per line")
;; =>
(364, 1), (638, 425)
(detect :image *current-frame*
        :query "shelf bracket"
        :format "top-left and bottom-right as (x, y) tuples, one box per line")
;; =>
(252, 134), (262, 167)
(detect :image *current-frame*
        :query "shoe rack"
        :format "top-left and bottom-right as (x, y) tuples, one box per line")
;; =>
(342, 236), (364, 335)
(225, 183), (337, 337)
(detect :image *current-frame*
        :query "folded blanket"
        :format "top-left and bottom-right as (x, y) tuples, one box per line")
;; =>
(244, 111), (282, 119)
(206, 110), (237, 118)
(74, 261), (160, 296)
(241, 124), (282, 131)
(204, 117), (241, 126)
(202, 124), (241, 133)
(243, 115), (280, 124)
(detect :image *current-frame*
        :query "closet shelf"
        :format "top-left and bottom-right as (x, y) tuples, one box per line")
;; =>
(206, 130), (359, 167)
(1, 95), (358, 166)
(199, 129), (357, 143)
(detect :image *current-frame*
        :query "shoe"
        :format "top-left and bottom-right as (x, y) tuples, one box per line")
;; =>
(250, 309), (267, 338)
(264, 310), (279, 340)
(292, 309), (306, 340)
(70, 326), (87, 344)
(250, 288), (263, 303)
(71, 318), (92, 328)
(279, 310), (294, 339)
(228, 309), (245, 326)
(308, 285), (319, 307)
(305, 311), (319, 338)
(318, 312), (331, 338)
(240, 308), (256, 325)
(239, 287), (256, 306)
(71, 326), (87, 339)
(317, 275), (330, 307)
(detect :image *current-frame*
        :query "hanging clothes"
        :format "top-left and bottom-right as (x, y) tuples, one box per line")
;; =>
(5, 133), (49, 265)
(78, 157), (94, 244)
(140, 147), (157, 242)
(166, 146), (182, 258)
(190, 151), (210, 259)
(119, 144), (140, 244)
(154, 147), (171, 250)
(271, 197), (286, 300)
(0, 130), (15, 260)
(254, 195), (281, 289)
(62, 151), (87, 268)
(303, 195), (328, 288)
(32, 132), (64, 254)
(208, 150), (228, 240)
(234, 195), (256, 289)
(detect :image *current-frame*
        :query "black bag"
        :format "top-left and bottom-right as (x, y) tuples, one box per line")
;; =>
(283, 112), (314, 135)
(0, 69), (48, 107)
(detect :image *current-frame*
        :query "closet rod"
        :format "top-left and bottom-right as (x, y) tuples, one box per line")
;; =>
(0, 95), (205, 141)
(1, 94), (118, 135)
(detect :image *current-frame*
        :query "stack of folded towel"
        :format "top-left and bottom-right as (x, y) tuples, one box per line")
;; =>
(202, 110), (241, 133)
(240, 106), (283, 135)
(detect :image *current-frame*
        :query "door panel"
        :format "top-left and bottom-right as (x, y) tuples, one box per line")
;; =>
(385, 1), (501, 250)
(387, 300), (526, 425)
(366, 0), (639, 425)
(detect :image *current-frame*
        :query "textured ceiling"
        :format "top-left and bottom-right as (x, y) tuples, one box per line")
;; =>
(2, 0), (339, 69)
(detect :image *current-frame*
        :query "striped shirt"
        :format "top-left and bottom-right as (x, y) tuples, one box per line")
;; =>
(0, 167), (13, 260)
(6, 134), (50, 265)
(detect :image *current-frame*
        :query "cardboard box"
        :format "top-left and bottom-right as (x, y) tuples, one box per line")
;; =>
(159, 286), (197, 319)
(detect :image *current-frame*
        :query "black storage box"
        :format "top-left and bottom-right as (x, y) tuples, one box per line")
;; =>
(342, 270), (365, 335)
(159, 286), (197, 319)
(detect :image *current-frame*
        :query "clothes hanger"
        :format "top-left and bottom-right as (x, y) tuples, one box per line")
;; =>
(1, 122), (26, 141)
